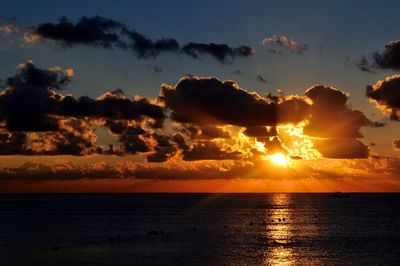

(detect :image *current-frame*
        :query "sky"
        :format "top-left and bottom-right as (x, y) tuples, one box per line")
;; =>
(1, 0), (400, 192)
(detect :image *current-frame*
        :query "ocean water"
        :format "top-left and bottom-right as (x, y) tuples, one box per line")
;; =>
(0, 193), (399, 265)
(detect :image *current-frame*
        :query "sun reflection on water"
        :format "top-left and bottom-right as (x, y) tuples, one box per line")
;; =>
(263, 194), (295, 266)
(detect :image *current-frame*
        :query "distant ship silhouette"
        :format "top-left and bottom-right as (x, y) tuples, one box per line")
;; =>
(328, 191), (351, 198)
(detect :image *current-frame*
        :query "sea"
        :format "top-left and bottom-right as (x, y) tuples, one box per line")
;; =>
(0, 193), (399, 265)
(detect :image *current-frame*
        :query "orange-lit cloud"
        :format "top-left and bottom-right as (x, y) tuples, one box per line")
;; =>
(367, 74), (400, 120)
(0, 60), (391, 192)
(262, 34), (308, 54)
(2, 157), (400, 192)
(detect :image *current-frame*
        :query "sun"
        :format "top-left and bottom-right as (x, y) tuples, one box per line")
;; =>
(268, 153), (288, 167)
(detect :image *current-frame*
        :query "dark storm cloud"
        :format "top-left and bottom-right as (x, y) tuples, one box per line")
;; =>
(121, 29), (179, 58)
(119, 133), (149, 154)
(103, 120), (151, 155)
(243, 126), (277, 137)
(313, 138), (370, 159)
(182, 140), (242, 161)
(182, 125), (231, 140)
(181, 43), (253, 64)
(172, 133), (189, 150)
(366, 75), (400, 120)
(0, 119), (102, 156)
(373, 41), (400, 69)
(153, 66), (162, 73)
(146, 134), (177, 162)
(355, 56), (377, 73)
(0, 131), (28, 155)
(197, 126), (231, 139)
(105, 119), (129, 135)
(0, 61), (168, 156)
(104, 121), (170, 156)
(160, 78), (380, 160)
(30, 119), (102, 156)
(0, 61), (382, 161)
(147, 146), (176, 162)
(0, 60), (70, 132)
(61, 91), (165, 122)
(160, 77), (309, 127)
(0, 61), (165, 132)
(32, 16), (180, 58)
(262, 136), (286, 154)
(297, 84), (384, 159)
(29, 16), (253, 63)
(31, 16), (125, 48)
(304, 85), (381, 138)
(357, 40), (400, 71)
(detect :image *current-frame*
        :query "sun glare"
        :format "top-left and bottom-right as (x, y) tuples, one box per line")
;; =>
(268, 153), (288, 167)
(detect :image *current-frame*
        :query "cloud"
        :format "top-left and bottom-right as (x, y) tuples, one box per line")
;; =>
(153, 66), (162, 73)
(172, 133), (189, 150)
(355, 55), (377, 73)
(0, 118), (101, 156)
(182, 140), (242, 161)
(243, 126), (277, 137)
(0, 61), (168, 156)
(313, 138), (370, 158)
(0, 161), (135, 181)
(0, 119), (103, 156)
(181, 43), (253, 64)
(3, 157), (400, 185)
(392, 139), (400, 150)
(0, 60), (71, 131)
(121, 28), (179, 58)
(119, 133), (150, 154)
(0, 62), (382, 160)
(304, 85), (379, 138)
(262, 35), (308, 54)
(357, 40), (400, 71)
(132, 160), (251, 180)
(0, 61), (165, 132)
(0, 160), (253, 182)
(29, 118), (102, 156)
(181, 125), (231, 140)
(0, 131), (28, 155)
(301, 85), (382, 158)
(0, 24), (19, 35)
(30, 16), (125, 48)
(256, 74), (268, 84)
(27, 16), (253, 63)
(160, 76), (309, 127)
(159, 78), (380, 159)
(366, 75), (400, 120)
(262, 136), (287, 154)
(145, 133), (177, 162)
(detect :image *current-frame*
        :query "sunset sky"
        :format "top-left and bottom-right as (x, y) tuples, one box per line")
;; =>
(2, 0), (400, 192)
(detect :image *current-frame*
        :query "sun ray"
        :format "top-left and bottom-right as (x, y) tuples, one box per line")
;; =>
(268, 153), (288, 167)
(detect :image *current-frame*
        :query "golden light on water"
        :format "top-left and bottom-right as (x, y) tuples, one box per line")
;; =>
(264, 194), (295, 265)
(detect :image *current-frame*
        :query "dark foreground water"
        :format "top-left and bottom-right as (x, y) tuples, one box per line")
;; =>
(0, 193), (399, 265)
